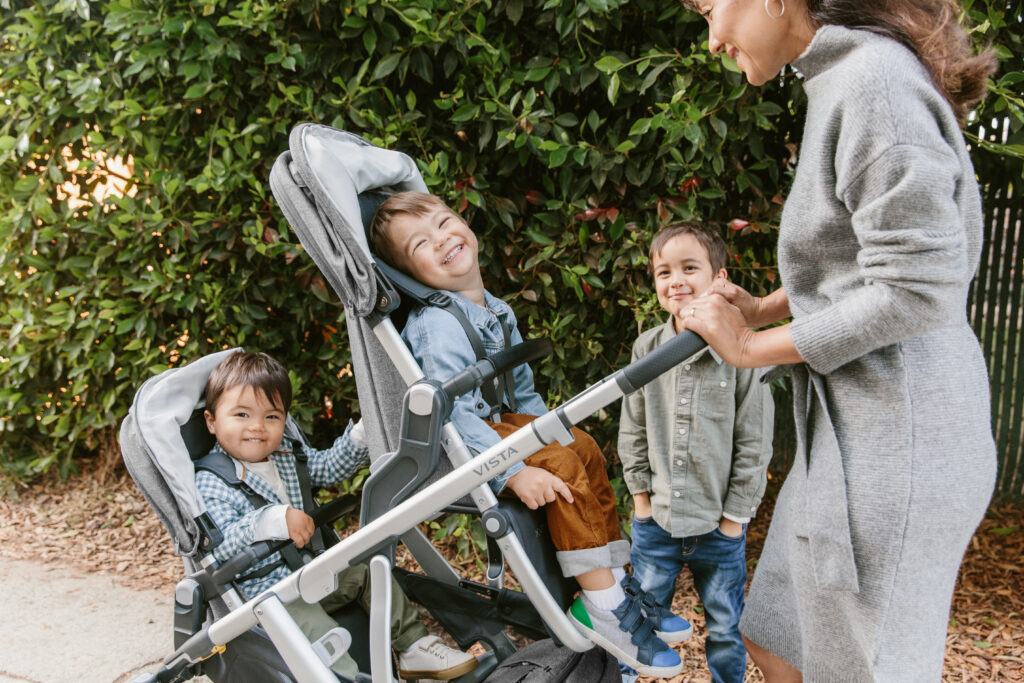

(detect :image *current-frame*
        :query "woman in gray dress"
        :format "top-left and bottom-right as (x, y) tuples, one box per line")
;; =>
(677, 0), (998, 680)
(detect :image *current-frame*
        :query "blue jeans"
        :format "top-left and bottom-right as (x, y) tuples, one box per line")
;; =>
(630, 516), (748, 683)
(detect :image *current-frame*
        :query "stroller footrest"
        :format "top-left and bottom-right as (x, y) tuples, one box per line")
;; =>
(393, 568), (547, 654)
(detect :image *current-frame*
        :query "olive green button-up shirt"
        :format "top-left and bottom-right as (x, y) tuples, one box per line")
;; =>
(618, 321), (775, 538)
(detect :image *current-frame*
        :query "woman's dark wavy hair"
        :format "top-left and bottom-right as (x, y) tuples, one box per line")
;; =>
(805, 0), (996, 124)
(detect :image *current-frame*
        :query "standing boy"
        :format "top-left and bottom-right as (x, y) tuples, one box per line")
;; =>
(370, 191), (688, 679)
(197, 350), (479, 681)
(618, 223), (774, 683)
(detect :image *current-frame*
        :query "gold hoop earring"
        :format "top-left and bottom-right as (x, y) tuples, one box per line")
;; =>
(764, 0), (785, 19)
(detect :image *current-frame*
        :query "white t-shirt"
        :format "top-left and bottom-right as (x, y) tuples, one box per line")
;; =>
(238, 457), (292, 541)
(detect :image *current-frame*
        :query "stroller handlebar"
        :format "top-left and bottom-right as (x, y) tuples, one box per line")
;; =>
(442, 339), (553, 402)
(620, 330), (707, 391)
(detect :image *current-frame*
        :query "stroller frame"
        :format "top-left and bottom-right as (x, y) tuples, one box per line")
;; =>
(127, 124), (705, 683)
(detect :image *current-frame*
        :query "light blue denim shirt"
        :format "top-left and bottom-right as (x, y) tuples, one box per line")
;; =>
(402, 289), (548, 492)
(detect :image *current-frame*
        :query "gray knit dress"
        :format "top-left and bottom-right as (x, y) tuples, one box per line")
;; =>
(737, 27), (997, 681)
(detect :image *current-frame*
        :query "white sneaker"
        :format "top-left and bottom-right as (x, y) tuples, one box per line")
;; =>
(567, 593), (684, 679)
(397, 635), (478, 681)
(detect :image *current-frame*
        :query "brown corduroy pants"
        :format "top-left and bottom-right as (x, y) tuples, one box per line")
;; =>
(488, 413), (622, 554)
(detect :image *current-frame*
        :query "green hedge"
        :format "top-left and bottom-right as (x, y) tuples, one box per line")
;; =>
(1, 0), (1020, 482)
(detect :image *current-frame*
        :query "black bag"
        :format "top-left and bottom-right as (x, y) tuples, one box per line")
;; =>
(485, 638), (621, 683)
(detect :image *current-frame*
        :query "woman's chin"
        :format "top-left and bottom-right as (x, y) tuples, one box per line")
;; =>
(745, 71), (769, 86)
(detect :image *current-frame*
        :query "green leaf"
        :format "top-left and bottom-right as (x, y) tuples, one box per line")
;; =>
(607, 72), (620, 105)
(525, 229), (554, 245)
(594, 56), (623, 73)
(372, 53), (402, 80)
(184, 83), (208, 99)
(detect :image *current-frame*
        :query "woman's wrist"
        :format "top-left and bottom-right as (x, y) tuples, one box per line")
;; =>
(745, 324), (804, 367)
(750, 288), (790, 329)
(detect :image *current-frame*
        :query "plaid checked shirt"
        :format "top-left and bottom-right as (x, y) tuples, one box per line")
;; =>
(195, 420), (368, 598)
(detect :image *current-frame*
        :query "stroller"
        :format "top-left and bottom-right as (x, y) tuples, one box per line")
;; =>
(121, 124), (706, 682)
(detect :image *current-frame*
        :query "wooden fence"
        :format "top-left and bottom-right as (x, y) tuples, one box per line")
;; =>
(970, 116), (1023, 500)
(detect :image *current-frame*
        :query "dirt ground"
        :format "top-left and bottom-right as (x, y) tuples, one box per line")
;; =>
(1, 463), (1020, 682)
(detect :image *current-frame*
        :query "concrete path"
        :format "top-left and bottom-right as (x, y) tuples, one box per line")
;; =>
(0, 556), (209, 683)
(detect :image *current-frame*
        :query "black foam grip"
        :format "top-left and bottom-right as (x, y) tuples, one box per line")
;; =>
(442, 339), (552, 400)
(621, 330), (706, 390)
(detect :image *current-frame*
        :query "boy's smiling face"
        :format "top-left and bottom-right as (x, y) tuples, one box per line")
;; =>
(204, 384), (286, 464)
(387, 205), (483, 296)
(653, 233), (727, 333)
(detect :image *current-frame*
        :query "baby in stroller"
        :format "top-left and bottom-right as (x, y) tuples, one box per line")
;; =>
(196, 349), (479, 681)
(369, 191), (689, 679)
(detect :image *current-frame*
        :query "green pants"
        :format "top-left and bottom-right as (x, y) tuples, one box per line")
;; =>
(284, 563), (428, 678)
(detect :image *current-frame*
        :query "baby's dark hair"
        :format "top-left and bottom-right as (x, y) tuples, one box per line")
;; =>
(369, 191), (451, 267)
(204, 351), (292, 415)
(649, 222), (728, 273)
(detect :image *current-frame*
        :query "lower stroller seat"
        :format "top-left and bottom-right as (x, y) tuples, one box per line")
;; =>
(120, 347), (452, 682)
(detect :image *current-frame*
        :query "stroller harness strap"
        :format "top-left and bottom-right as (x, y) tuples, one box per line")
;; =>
(428, 292), (513, 417)
(194, 446), (322, 575)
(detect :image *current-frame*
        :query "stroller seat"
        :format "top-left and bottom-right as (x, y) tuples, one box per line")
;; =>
(268, 125), (707, 663)
(121, 348), (385, 682)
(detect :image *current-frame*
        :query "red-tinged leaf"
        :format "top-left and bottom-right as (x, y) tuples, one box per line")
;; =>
(729, 218), (750, 231)
(605, 207), (620, 223)
(582, 281), (593, 296)
(679, 177), (700, 194)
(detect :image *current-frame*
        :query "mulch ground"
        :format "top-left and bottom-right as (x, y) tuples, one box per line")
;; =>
(1, 463), (1020, 682)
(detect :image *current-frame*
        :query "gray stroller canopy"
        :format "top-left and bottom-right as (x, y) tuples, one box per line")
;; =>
(272, 125), (428, 318)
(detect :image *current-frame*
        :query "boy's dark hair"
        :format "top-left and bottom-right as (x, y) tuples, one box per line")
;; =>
(369, 191), (450, 267)
(649, 222), (728, 273)
(204, 351), (292, 415)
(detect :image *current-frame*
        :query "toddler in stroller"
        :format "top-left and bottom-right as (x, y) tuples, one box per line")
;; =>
(196, 349), (478, 681)
(369, 191), (689, 678)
